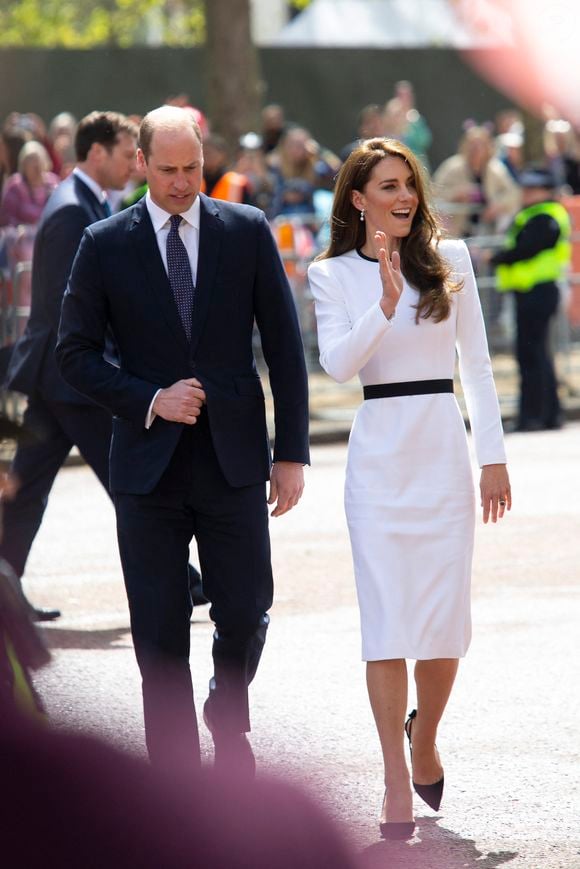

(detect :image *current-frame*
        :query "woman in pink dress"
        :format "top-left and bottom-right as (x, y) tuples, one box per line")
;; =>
(0, 141), (58, 227)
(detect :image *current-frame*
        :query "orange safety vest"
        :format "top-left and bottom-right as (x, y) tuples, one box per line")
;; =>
(202, 171), (248, 203)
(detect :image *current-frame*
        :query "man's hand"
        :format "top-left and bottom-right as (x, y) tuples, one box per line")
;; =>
(0, 470), (18, 501)
(268, 462), (304, 517)
(153, 378), (206, 424)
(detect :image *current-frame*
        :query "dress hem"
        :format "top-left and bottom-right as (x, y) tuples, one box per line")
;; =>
(362, 648), (470, 662)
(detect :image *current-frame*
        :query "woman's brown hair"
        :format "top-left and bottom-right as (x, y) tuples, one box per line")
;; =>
(317, 137), (462, 322)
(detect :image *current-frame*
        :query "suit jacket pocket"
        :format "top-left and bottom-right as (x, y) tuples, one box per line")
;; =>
(234, 375), (264, 399)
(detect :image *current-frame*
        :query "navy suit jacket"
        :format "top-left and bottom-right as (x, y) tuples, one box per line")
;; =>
(56, 194), (310, 493)
(6, 173), (109, 402)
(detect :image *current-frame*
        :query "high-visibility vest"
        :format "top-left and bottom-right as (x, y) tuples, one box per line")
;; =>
(206, 171), (247, 203)
(495, 201), (571, 292)
(1, 631), (45, 722)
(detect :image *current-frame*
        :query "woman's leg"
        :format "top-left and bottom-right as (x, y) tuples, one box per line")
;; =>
(366, 659), (413, 823)
(411, 658), (459, 784)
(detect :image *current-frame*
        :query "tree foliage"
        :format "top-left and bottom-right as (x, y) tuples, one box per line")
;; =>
(0, 0), (314, 47)
(0, 0), (205, 48)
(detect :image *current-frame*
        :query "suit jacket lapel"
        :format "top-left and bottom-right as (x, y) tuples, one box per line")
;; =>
(190, 194), (223, 357)
(73, 175), (108, 222)
(129, 199), (190, 356)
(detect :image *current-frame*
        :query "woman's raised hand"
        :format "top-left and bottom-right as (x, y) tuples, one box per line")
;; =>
(374, 231), (403, 320)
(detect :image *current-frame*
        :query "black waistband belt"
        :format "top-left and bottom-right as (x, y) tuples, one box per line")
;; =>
(363, 379), (454, 400)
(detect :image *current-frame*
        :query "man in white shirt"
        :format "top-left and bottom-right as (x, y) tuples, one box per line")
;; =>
(1, 112), (136, 621)
(57, 106), (310, 775)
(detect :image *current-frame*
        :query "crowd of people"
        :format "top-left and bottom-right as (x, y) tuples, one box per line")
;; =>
(2, 90), (580, 281)
(3, 88), (580, 238)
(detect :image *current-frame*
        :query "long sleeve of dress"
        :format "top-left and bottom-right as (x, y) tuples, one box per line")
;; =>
(308, 258), (394, 383)
(453, 240), (507, 467)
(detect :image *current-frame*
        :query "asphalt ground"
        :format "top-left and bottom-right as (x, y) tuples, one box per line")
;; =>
(21, 422), (580, 868)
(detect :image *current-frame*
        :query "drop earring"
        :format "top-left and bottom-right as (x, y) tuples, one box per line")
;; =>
(360, 209), (365, 222)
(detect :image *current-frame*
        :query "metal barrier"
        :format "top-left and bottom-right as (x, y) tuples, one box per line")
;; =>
(0, 225), (37, 417)
(2, 212), (580, 418)
(11, 261), (32, 341)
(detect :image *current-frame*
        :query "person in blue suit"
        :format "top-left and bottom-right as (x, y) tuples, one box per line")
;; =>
(1, 112), (207, 621)
(56, 106), (310, 775)
(0, 112), (138, 621)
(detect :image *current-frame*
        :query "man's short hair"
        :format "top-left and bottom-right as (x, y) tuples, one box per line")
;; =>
(75, 111), (137, 162)
(139, 107), (203, 161)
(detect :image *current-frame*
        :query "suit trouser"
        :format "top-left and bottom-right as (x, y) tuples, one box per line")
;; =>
(0, 396), (111, 578)
(515, 283), (561, 427)
(114, 410), (273, 770)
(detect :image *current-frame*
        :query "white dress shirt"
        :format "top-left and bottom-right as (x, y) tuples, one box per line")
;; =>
(145, 193), (201, 428)
(72, 167), (109, 210)
(145, 192), (200, 285)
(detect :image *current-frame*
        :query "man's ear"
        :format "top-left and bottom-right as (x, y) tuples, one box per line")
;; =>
(136, 148), (147, 173)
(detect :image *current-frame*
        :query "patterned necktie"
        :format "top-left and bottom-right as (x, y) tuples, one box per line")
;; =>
(166, 214), (195, 342)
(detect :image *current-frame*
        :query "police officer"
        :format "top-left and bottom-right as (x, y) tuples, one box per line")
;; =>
(492, 165), (571, 431)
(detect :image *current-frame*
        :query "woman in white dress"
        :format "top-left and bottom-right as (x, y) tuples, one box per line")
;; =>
(308, 139), (511, 839)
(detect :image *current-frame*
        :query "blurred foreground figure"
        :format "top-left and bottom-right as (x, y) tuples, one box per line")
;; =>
(0, 416), (50, 722)
(0, 709), (359, 869)
(0, 556), (49, 721)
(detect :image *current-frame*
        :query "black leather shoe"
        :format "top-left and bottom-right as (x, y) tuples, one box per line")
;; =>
(32, 606), (62, 622)
(29, 604), (61, 622)
(203, 697), (256, 778)
(214, 733), (256, 778)
(380, 821), (415, 840)
(405, 709), (444, 812)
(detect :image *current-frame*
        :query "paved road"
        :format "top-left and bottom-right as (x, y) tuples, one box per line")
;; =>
(27, 425), (580, 868)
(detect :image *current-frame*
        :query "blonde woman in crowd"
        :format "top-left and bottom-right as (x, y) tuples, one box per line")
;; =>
(432, 125), (520, 238)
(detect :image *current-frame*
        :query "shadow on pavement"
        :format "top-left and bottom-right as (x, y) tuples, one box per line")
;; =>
(39, 626), (132, 651)
(362, 816), (518, 868)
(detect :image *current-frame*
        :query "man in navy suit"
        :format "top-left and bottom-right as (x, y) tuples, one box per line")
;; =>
(0, 112), (138, 621)
(56, 106), (310, 774)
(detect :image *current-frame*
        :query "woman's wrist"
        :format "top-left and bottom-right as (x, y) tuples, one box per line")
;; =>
(380, 298), (396, 321)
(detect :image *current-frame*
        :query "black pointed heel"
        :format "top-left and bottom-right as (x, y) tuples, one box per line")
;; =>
(380, 821), (416, 840)
(379, 789), (415, 840)
(404, 709), (444, 812)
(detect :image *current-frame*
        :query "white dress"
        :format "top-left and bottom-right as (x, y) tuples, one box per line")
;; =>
(308, 240), (506, 661)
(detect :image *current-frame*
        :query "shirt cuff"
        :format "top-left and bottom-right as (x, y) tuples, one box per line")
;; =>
(383, 302), (396, 322)
(145, 389), (162, 429)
